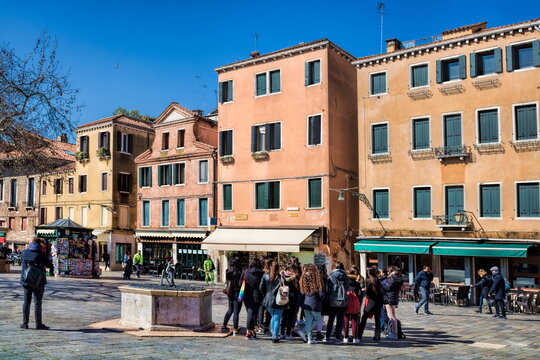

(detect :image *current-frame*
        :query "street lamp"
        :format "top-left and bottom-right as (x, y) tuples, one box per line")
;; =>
(338, 191), (344, 201)
(454, 211), (466, 224)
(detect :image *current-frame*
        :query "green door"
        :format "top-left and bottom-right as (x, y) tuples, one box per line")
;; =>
(446, 186), (464, 224)
(444, 114), (462, 154)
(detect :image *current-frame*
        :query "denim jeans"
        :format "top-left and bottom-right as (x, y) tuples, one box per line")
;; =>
(22, 286), (44, 326)
(223, 295), (242, 330)
(267, 306), (284, 339)
(478, 294), (492, 312)
(303, 310), (321, 341)
(416, 287), (430, 312)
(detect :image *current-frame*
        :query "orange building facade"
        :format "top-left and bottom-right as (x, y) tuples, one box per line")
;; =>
(202, 39), (359, 275)
(354, 19), (540, 290)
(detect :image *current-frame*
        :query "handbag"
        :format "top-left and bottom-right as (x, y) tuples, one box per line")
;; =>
(275, 277), (290, 306)
(23, 262), (46, 290)
(237, 270), (247, 302)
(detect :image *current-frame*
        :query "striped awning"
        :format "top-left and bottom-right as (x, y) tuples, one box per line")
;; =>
(135, 230), (207, 239)
(35, 229), (56, 236)
(354, 240), (436, 254)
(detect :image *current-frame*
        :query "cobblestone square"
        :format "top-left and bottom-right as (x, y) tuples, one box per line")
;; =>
(0, 268), (538, 359)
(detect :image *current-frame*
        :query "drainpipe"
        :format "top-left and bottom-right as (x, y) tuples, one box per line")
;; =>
(212, 149), (218, 219)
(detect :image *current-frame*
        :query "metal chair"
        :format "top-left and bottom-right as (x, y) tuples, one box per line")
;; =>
(516, 292), (531, 313)
(449, 286), (470, 306)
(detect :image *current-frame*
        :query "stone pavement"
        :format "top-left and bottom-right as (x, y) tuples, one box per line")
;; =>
(0, 268), (538, 360)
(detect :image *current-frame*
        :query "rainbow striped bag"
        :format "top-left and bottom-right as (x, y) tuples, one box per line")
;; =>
(238, 270), (247, 302)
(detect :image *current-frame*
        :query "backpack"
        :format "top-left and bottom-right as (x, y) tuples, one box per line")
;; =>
(345, 290), (360, 314)
(275, 278), (290, 306)
(503, 277), (511, 292)
(23, 262), (45, 290)
(329, 276), (347, 308)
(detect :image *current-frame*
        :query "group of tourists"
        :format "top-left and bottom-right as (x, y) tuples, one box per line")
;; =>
(470, 266), (509, 320)
(221, 256), (407, 344)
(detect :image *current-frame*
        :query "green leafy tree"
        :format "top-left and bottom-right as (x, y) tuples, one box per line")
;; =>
(113, 107), (154, 122)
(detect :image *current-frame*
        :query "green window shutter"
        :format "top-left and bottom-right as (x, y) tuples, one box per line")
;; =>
(264, 124), (272, 152)
(199, 198), (208, 226)
(142, 201), (150, 226)
(444, 115), (462, 149)
(374, 190), (389, 218)
(256, 183), (268, 209)
(271, 182), (280, 209)
(256, 73), (267, 96)
(177, 199), (185, 226)
(313, 60), (321, 83)
(270, 70), (280, 93)
(305, 62), (310, 85)
(413, 119), (429, 149)
(531, 184), (540, 217)
(309, 179), (322, 208)
(157, 166), (163, 186)
(494, 47), (503, 73)
(166, 165), (172, 185)
(516, 105), (538, 140)
(414, 188), (430, 218)
(532, 40), (540, 67)
(228, 80), (233, 101)
(272, 123), (281, 149)
(412, 65), (428, 87)
(173, 164), (178, 184)
(162, 201), (169, 226)
(226, 131), (233, 155)
(478, 110), (498, 143)
(223, 184), (232, 211)
(218, 82), (223, 103)
(138, 168), (143, 187)
(481, 185), (500, 217)
(518, 184), (535, 217)
(218, 131), (224, 156)
(251, 126), (257, 152)
(458, 55), (467, 79)
(506, 45), (514, 71)
(372, 124), (388, 154)
(436, 60), (442, 83)
(148, 167), (152, 187)
(470, 52), (477, 77)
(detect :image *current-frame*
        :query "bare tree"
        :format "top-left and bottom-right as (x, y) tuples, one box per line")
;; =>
(0, 32), (79, 173)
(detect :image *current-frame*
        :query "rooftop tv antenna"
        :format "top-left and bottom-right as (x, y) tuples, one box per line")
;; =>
(252, 33), (261, 52)
(377, 2), (385, 53)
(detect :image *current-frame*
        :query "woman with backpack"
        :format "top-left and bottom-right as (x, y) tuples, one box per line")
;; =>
(297, 264), (325, 344)
(259, 260), (286, 343)
(325, 261), (350, 345)
(243, 258), (264, 340)
(343, 267), (363, 344)
(382, 266), (403, 340)
(357, 267), (384, 342)
(222, 257), (243, 335)
(279, 263), (300, 340)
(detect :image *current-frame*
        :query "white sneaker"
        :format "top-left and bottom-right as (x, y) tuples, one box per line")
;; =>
(343, 338), (349, 343)
(296, 329), (307, 342)
(307, 339), (318, 344)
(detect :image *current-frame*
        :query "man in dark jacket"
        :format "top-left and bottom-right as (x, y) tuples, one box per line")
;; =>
(413, 266), (434, 315)
(20, 238), (53, 329)
(325, 262), (350, 345)
(488, 266), (507, 319)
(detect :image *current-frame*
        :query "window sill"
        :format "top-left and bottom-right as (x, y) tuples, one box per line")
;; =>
(306, 82), (321, 88)
(306, 207), (324, 210)
(253, 208), (281, 211)
(197, 182), (209, 185)
(370, 217), (390, 221)
(440, 79), (462, 85)
(409, 85), (430, 90)
(221, 210), (233, 212)
(512, 67), (536, 73)
(220, 101), (235, 105)
(369, 92), (388, 97)
(118, 151), (132, 155)
(475, 73), (498, 79)
(176, 147), (185, 150)
(306, 143), (322, 148)
(412, 217), (432, 220)
(159, 185), (172, 188)
(515, 217), (540, 220)
(254, 91), (281, 98)
(119, 191), (130, 194)
(478, 217), (502, 220)
(175, 183), (186, 187)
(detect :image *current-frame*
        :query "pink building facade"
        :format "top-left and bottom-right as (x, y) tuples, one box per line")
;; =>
(134, 103), (217, 273)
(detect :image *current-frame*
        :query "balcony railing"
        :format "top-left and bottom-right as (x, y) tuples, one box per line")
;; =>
(434, 145), (471, 161)
(401, 35), (443, 49)
(433, 214), (472, 231)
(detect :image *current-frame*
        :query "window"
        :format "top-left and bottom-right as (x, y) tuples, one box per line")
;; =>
(371, 123), (388, 154)
(42, 181), (47, 196)
(177, 199), (185, 226)
(177, 129), (185, 148)
(21, 217), (27, 231)
(411, 64), (428, 88)
(514, 104), (538, 141)
(162, 132), (170, 150)
(101, 172), (108, 191)
(445, 186), (464, 223)
(81, 206), (88, 227)
(223, 184), (232, 211)
(158, 164), (172, 186)
(307, 115), (322, 146)
(308, 178), (322, 208)
(443, 114), (462, 153)
(9, 179), (17, 208)
(100, 206), (108, 227)
(373, 189), (389, 219)
(161, 200), (170, 226)
(436, 55), (466, 83)
(0, 180), (3, 202)
(255, 181), (280, 210)
(305, 60), (321, 86)
(8, 217), (15, 230)
(117, 132), (133, 153)
(198, 160), (208, 183)
(79, 135), (89, 154)
(27, 178), (35, 207)
(255, 70), (281, 96)
(142, 201), (150, 227)
(115, 243), (130, 264)
(68, 207), (74, 220)
(471, 48), (502, 77)
(55, 207), (62, 220)
(118, 206), (129, 228)
(251, 122), (281, 152)
(218, 80), (233, 103)
(478, 109), (499, 144)
(40, 208), (47, 225)
(98, 131), (110, 150)
(370, 72), (387, 95)
(413, 187), (431, 218)
(506, 41), (539, 71)
(199, 198), (208, 226)
(54, 178), (63, 195)
(480, 184), (501, 218)
(173, 163), (186, 185)
(68, 177), (74, 194)
(139, 167), (152, 187)
(118, 173), (132, 193)
(412, 118), (430, 150)
(517, 183), (539, 218)
(219, 130), (233, 156)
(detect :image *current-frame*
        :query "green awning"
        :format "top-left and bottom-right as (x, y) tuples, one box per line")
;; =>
(432, 242), (532, 258)
(354, 240), (435, 254)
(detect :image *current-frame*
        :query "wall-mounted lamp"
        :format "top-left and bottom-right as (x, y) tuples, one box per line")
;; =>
(338, 191), (344, 201)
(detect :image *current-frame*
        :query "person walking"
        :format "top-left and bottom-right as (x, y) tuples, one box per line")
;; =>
(123, 254), (133, 280)
(20, 237), (53, 330)
(357, 267), (384, 342)
(260, 260), (286, 343)
(222, 257), (243, 335)
(203, 256), (216, 285)
(488, 266), (507, 320)
(413, 265), (434, 315)
(325, 261), (349, 345)
(343, 267), (363, 344)
(382, 266), (403, 339)
(102, 252), (110, 271)
(470, 269), (493, 314)
(133, 250), (143, 278)
(243, 258), (264, 340)
(296, 264), (325, 344)
(279, 264), (300, 340)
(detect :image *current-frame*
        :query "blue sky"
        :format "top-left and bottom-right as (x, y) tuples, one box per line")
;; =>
(1, 0), (539, 128)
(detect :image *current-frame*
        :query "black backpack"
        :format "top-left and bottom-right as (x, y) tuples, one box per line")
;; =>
(329, 276), (347, 308)
(23, 262), (45, 290)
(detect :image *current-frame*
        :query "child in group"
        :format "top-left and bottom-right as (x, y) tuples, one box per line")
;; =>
(344, 267), (363, 344)
(297, 264), (325, 344)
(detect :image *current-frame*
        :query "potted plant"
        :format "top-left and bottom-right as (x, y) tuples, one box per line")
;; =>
(96, 147), (111, 160)
(220, 155), (235, 163)
(251, 151), (269, 160)
(75, 151), (89, 162)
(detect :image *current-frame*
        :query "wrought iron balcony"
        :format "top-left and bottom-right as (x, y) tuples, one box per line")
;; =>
(434, 145), (471, 161)
(433, 213), (473, 231)
(401, 35), (443, 49)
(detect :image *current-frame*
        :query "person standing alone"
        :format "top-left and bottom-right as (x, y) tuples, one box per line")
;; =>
(413, 265), (434, 315)
(133, 250), (143, 278)
(203, 256), (216, 285)
(20, 238), (53, 330)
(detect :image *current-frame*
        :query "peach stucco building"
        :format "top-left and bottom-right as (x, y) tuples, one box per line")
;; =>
(202, 39), (358, 273)
(134, 103), (217, 273)
(353, 19), (540, 290)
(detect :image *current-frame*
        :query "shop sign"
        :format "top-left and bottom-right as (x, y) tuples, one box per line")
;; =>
(235, 214), (248, 220)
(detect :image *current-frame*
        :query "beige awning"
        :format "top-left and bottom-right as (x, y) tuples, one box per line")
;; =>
(36, 229), (56, 235)
(135, 230), (207, 239)
(201, 228), (317, 252)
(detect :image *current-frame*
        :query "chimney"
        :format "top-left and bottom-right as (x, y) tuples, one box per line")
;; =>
(385, 38), (401, 53)
(250, 51), (260, 58)
(57, 133), (68, 143)
(192, 110), (203, 116)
